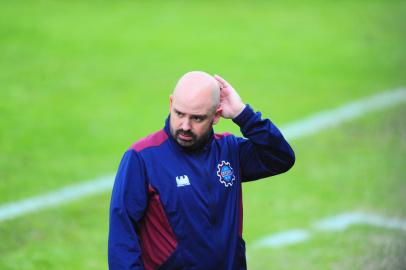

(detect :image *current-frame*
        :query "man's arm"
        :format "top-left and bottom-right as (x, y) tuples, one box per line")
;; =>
(214, 74), (295, 181)
(108, 150), (148, 269)
(233, 105), (295, 181)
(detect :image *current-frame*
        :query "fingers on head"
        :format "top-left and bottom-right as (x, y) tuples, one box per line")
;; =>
(214, 74), (226, 85)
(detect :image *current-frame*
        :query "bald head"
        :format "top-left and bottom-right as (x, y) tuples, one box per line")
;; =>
(169, 71), (223, 149)
(172, 71), (220, 113)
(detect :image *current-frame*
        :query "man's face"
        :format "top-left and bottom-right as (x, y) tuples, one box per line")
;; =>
(169, 97), (220, 150)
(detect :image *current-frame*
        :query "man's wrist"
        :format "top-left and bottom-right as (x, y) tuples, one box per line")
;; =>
(232, 104), (255, 127)
(232, 103), (246, 119)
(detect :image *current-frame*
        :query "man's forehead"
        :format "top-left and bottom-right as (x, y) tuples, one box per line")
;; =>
(172, 99), (211, 115)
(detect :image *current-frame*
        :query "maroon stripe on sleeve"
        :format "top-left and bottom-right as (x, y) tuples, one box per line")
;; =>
(238, 184), (243, 237)
(140, 185), (177, 270)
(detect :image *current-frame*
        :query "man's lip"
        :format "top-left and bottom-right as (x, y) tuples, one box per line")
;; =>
(179, 133), (193, 141)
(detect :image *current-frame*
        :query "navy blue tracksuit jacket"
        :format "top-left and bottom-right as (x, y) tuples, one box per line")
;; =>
(108, 105), (295, 270)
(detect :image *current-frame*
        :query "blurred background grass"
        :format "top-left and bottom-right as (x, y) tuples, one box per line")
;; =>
(0, 1), (405, 269)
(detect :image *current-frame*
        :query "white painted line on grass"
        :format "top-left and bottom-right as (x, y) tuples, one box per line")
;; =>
(249, 211), (406, 250)
(281, 88), (406, 139)
(0, 88), (405, 222)
(250, 229), (311, 248)
(0, 174), (115, 222)
(314, 212), (406, 232)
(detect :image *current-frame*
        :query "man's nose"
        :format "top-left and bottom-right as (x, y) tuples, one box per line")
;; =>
(181, 119), (191, 131)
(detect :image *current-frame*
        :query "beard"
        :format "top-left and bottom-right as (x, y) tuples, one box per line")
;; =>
(170, 122), (213, 150)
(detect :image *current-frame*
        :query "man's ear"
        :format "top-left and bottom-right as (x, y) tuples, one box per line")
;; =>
(169, 95), (173, 112)
(213, 106), (222, 125)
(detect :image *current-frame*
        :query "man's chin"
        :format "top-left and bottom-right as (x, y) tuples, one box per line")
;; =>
(172, 132), (210, 150)
(176, 138), (196, 148)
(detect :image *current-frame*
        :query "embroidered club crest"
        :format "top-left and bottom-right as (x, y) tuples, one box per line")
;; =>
(217, 160), (235, 187)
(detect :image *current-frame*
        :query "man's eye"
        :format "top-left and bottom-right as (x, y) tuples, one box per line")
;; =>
(193, 116), (203, 122)
(176, 111), (184, 117)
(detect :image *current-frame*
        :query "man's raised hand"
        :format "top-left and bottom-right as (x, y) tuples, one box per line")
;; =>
(214, 74), (246, 119)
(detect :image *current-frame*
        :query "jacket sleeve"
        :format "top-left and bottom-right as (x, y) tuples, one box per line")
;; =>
(233, 104), (295, 182)
(108, 149), (148, 270)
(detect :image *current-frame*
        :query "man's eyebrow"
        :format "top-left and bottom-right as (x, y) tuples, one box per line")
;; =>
(191, 114), (208, 118)
(173, 108), (184, 114)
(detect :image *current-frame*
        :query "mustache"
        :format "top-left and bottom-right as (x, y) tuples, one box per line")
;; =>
(176, 129), (196, 138)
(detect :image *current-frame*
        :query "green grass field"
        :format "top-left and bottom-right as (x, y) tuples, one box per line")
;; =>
(1, 1), (405, 269)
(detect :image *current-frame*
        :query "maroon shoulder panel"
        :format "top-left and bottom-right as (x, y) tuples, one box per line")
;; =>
(214, 132), (233, 140)
(130, 130), (169, 152)
(140, 185), (177, 270)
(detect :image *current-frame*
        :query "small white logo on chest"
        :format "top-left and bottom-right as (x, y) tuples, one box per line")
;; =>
(176, 175), (190, 187)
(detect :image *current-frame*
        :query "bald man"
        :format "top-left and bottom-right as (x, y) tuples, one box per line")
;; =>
(108, 71), (295, 270)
